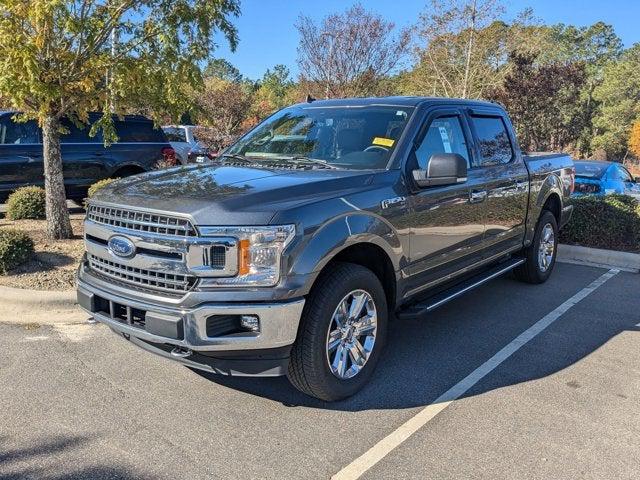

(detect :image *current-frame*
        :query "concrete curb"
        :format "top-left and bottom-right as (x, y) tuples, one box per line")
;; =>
(0, 243), (636, 325)
(557, 244), (640, 273)
(0, 285), (86, 324)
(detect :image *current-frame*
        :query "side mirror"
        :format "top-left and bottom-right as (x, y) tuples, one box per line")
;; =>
(412, 153), (468, 188)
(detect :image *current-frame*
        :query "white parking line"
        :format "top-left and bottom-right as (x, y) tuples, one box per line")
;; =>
(332, 268), (619, 480)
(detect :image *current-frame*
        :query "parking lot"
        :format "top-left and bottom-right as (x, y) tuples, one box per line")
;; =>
(1, 262), (639, 480)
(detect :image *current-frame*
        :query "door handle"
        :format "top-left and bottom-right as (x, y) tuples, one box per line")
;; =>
(17, 155), (41, 163)
(469, 190), (487, 203)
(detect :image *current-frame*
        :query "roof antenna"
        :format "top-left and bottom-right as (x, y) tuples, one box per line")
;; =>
(306, 94), (316, 103)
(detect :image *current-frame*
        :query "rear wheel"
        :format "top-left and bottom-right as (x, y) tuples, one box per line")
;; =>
(287, 262), (388, 401)
(514, 210), (558, 284)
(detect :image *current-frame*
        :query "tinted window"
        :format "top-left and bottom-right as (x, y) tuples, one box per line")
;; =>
(415, 116), (470, 169)
(471, 116), (513, 166)
(115, 121), (165, 142)
(575, 162), (608, 178)
(0, 117), (40, 144)
(163, 127), (187, 142)
(60, 120), (101, 143)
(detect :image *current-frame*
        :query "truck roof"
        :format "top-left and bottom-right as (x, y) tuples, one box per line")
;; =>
(292, 96), (500, 109)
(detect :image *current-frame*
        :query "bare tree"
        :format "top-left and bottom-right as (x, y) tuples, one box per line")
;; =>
(193, 77), (254, 149)
(411, 0), (514, 99)
(296, 4), (411, 98)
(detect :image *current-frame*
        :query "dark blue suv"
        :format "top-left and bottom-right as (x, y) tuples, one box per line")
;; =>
(0, 112), (176, 199)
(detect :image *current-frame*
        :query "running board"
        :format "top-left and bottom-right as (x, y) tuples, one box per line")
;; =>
(396, 258), (525, 320)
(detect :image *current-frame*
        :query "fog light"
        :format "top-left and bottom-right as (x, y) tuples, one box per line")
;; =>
(240, 315), (260, 332)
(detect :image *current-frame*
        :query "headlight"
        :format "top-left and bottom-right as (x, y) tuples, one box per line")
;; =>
(199, 225), (296, 286)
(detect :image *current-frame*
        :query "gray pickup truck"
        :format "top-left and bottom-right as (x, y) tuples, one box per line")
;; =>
(77, 97), (575, 401)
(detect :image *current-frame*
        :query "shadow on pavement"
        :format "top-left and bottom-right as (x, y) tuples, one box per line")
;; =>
(0, 434), (150, 480)
(194, 266), (639, 411)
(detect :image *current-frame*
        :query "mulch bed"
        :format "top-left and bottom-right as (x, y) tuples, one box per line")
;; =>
(0, 214), (85, 291)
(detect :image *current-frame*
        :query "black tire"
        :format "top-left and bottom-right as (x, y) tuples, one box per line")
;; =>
(514, 210), (558, 284)
(287, 262), (388, 401)
(112, 166), (145, 178)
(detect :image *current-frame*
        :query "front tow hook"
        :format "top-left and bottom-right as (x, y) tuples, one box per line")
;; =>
(170, 347), (193, 358)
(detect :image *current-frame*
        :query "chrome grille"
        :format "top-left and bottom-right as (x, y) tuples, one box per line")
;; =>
(88, 254), (197, 294)
(87, 204), (196, 237)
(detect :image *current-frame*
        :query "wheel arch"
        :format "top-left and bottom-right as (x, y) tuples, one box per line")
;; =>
(525, 174), (564, 245)
(111, 163), (147, 178)
(288, 214), (403, 311)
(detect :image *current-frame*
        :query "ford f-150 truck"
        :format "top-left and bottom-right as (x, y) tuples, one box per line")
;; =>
(77, 97), (575, 401)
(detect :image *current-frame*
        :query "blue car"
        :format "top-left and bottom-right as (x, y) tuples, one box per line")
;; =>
(573, 160), (640, 198)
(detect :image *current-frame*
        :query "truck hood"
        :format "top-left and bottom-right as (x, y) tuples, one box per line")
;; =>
(91, 164), (376, 225)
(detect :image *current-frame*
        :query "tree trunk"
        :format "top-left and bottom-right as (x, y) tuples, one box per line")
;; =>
(42, 115), (73, 240)
(462, 0), (477, 99)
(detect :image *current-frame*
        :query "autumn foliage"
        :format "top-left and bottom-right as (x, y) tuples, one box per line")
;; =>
(629, 120), (640, 159)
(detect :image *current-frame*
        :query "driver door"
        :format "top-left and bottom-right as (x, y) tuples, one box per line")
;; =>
(405, 109), (487, 297)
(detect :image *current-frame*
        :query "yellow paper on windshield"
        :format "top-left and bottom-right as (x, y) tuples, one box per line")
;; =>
(372, 137), (395, 147)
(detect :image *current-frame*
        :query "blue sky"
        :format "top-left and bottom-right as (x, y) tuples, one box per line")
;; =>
(214, 0), (640, 81)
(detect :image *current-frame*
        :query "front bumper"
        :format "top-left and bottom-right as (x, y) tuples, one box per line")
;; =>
(77, 277), (305, 376)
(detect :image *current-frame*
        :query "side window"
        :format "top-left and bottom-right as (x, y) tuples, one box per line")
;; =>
(0, 118), (40, 144)
(617, 166), (633, 183)
(115, 121), (165, 142)
(470, 115), (513, 166)
(414, 116), (470, 169)
(60, 120), (101, 143)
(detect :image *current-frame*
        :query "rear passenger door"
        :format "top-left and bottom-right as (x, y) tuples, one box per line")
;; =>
(466, 110), (529, 258)
(57, 121), (109, 196)
(406, 108), (487, 295)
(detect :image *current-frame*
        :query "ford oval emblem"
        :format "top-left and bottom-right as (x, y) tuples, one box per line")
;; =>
(108, 235), (136, 259)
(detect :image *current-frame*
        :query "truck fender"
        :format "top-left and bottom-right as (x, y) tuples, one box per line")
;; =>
(525, 173), (563, 245)
(286, 213), (403, 285)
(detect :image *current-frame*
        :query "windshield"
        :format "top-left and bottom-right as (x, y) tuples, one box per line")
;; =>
(575, 162), (608, 178)
(226, 104), (414, 170)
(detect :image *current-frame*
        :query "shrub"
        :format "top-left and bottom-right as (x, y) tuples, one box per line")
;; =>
(560, 194), (640, 253)
(0, 229), (34, 273)
(87, 178), (119, 199)
(154, 158), (178, 170)
(6, 186), (46, 220)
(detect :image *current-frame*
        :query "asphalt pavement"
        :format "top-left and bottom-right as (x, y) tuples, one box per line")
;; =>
(0, 263), (638, 479)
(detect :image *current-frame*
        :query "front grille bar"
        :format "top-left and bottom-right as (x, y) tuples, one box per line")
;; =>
(88, 254), (197, 294)
(87, 204), (197, 237)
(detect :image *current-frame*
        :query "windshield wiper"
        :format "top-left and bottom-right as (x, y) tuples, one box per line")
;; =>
(217, 153), (255, 164)
(278, 156), (340, 170)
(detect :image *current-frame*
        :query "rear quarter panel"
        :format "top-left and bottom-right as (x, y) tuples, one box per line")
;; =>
(523, 153), (574, 244)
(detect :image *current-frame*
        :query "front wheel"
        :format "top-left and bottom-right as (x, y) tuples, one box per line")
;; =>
(514, 210), (558, 284)
(287, 262), (388, 401)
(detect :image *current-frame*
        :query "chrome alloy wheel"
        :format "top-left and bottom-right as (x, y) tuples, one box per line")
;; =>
(325, 289), (378, 380)
(538, 223), (555, 272)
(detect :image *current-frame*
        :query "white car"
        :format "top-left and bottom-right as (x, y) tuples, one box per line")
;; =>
(162, 125), (204, 164)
